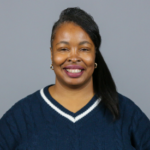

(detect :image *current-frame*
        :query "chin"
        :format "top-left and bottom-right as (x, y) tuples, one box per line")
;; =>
(64, 79), (90, 88)
(66, 81), (83, 86)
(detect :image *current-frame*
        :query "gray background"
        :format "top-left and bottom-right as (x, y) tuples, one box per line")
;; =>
(0, 1), (150, 118)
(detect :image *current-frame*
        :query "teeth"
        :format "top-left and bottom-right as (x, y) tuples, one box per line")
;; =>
(66, 69), (82, 73)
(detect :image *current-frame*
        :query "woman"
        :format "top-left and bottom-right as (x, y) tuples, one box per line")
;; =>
(0, 7), (150, 150)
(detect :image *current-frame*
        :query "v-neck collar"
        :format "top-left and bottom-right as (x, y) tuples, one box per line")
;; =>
(40, 85), (101, 123)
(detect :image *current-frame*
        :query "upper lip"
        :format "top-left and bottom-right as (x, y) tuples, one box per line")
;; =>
(63, 65), (84, 70)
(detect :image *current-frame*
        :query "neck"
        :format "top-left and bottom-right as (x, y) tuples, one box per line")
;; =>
(49, 78), (95, 113)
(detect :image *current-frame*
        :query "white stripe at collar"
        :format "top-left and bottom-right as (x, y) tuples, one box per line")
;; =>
(40, 88), (101, 123)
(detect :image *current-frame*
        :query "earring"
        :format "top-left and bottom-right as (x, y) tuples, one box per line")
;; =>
(50, 64), (54, 70)
(94, 63), (97, 68)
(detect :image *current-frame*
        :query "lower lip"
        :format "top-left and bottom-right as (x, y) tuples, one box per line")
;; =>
(64, 69), (84, 78)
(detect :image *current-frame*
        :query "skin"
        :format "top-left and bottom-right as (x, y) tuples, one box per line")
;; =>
(49, 22), (96, 113)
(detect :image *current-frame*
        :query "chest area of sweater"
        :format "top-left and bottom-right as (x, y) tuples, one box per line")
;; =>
(15, 118), (136, 150)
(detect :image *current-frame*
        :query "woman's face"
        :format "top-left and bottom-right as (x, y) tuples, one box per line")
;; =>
(51, 22), (96, 87)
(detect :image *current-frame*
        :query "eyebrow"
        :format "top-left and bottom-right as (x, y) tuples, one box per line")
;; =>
(56, 41), (92, 46)
(79, 41), (92, 45)
(56, 41), (69, 45)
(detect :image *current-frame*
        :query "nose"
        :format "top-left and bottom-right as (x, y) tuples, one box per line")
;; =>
(67, 48), (81, 63)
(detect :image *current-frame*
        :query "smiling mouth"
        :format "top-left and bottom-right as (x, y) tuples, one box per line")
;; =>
(65, 69), (82, 73)
(63, 69), (84, 78)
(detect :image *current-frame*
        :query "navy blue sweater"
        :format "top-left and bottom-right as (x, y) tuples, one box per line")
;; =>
(0, 85), (150, 150)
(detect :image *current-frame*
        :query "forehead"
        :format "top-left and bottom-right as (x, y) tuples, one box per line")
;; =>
(53, 22), (93, 43)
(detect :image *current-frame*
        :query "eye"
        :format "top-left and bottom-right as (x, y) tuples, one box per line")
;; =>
(80, 48), (89, 51)
(60, 48), (68, 51)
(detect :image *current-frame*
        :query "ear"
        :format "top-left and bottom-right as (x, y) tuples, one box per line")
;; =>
(50, 47), (53, 62)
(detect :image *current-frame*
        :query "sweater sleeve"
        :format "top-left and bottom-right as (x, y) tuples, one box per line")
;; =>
(0, 112), (18, 150)
(130, 105), (150, 150)
(0, 101), (23, 150)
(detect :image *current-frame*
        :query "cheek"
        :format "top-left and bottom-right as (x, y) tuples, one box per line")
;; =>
(53, 53), (67, 66)
(83, 54), (95, 66)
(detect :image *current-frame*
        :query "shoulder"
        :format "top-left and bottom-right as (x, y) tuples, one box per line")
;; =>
(118, 93), (143, 116)
(0, 89), (40, 121)
(0, 89), (44, 149)
(0, 88), (42, 142)
(117, 94), (150, 148)
(117, 93), (150, 124)
(118, 93), (136, 107)
(118, 93), (142, 113)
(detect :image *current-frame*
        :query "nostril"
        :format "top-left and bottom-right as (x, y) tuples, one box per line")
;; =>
(67, 57), (81, 62)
